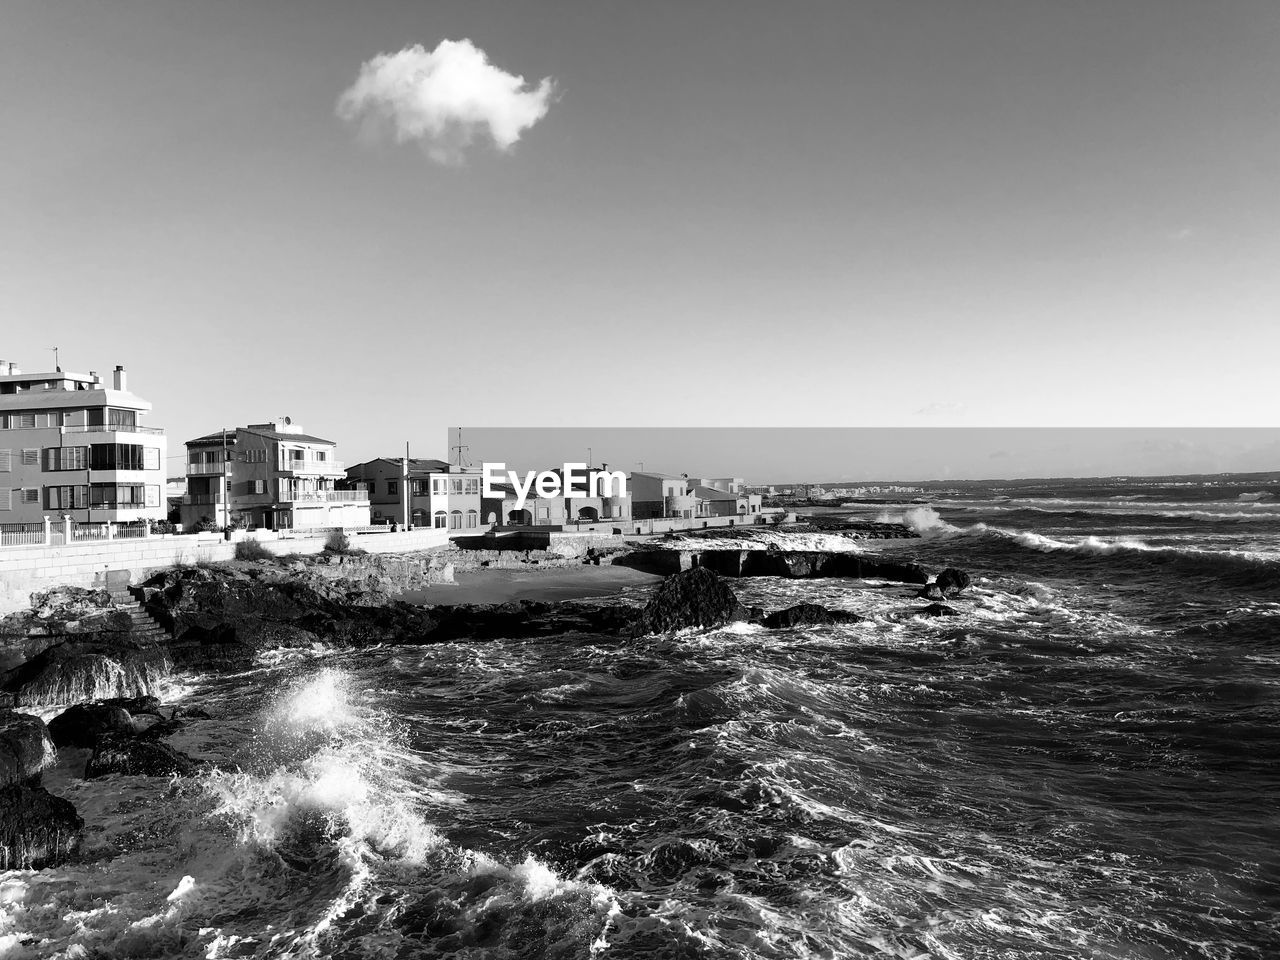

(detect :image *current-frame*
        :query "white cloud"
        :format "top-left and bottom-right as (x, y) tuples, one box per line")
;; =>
(337, 39), (554, 164)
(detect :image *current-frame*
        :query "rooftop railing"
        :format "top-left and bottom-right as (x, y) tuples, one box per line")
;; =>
(63, 424), (165, 435)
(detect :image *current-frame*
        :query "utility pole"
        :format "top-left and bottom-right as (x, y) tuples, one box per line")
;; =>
(49, 346), (60, 372)
(451, 427), (470, 468)
(588, 446), (593, 468)
(402, 441), (410, 528)
(222, 428), (231, 533)
(636, 461), (644, 472)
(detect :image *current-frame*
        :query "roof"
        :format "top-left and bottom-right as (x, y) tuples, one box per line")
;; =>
(691, 485), (739, 501)
(187, 427), (336, 445)
(631, 470), (688, 481)
(345, 457), (459, 476)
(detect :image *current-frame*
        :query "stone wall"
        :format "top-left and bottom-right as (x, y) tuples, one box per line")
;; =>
(0, 528), (452, 613)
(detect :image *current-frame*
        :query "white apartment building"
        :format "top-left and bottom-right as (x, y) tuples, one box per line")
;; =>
(0, 360), (167, 525)
(180, 418), (369, 530)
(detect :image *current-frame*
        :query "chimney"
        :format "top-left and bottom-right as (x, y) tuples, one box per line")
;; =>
(113, 365), (127, 391)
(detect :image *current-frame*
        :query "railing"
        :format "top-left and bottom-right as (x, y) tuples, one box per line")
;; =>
(186, 462), (231, 475)
(71, 522), (110, 542)
(278, 460), (345, 474)
(181, 493), (223, 505)
(0, 522), (45, 546)
(282, 489), (369, 503)
(63, 424), (165, 435)
(113, 522), (149, 539)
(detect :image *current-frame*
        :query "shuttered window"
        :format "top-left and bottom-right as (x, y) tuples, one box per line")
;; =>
(0, 489), (10, 509)
(21, 449), (38, 466)
(19, 489), (38, 504)
(0, 450), (10, 472)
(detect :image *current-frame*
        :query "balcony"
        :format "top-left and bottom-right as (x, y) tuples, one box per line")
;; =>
(187, 462), (231, 475)
(277, 459), (344, 476)
(180, 493), (224, 505)
(63, 424), (165, 436)
(280, 489), (369, 504)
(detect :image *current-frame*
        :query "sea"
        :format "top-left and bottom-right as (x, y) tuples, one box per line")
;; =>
(2, 473), (1278, 959)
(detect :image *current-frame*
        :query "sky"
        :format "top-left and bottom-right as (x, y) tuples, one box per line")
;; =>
(3, 1), (1278, 477)
(456, 427), (1280, 484)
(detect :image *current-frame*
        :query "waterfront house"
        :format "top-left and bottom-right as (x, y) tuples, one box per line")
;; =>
(481, 465), (631, 527)
(0, 360), (167, 526)
(180, 419), (369, 530)
(344, 458), (484, 533)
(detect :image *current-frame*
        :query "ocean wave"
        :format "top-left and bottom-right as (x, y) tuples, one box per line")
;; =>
(884, 507), (1280, 591)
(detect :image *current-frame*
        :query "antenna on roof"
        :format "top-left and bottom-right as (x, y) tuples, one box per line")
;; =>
(451, 427), (471, 467)
(48, 346), (60, 372)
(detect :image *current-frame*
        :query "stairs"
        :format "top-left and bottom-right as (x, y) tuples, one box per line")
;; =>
(107, 585), (171, 642)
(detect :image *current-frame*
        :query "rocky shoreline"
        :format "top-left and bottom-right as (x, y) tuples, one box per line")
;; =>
(0, 540), (965, 872)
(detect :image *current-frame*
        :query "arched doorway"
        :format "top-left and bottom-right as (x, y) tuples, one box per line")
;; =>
(508, 509), (532, 525)
(577, 506), (599, 521)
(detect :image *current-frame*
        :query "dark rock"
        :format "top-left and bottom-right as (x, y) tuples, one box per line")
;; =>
(102, 695), (163, 716)
(0, 710), (55, 786)
(47, 703), (135, 748)
(653, 550), (930, 584)
(759, 604), (865, 629)
(917, 603), (960, 618)
(935, 568), (971, 596)
(84, 736), (199, 779)
(1, 641), (170, 707)
(0, 782), (83, 869)
(632, 568), (748, 634)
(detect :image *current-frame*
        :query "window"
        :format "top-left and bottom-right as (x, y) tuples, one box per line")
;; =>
(46, 485), (87, 510)
(143, 448), (160, 470)
(315, 451), (327, 462)
(466, 509), (478, 528)
(0, 489), (9, 509)
(90, 444), (146, 471)
(388, 480), (398, 495)
(0, 450), (9, 472)
(21, 449), (38, 466)
(145, 485), (161, 507)
(431, 477), (448, 496)
(433, 510), (447, 529)
(43, 446), (88, 471)
(107, 408), (136, 428)
(449, 509), (462, 530)
(89, 483), (146, 508)
(411, 479), (428, 496)
(20, 488), (39, 505)
(253, 479), (265, 495)
(449, 478), (463, 495)
(464, 478), (480, 495)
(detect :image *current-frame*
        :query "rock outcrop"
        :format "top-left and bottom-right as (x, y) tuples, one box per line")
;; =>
(622, 549), (930, 584)
(760, 604), (866, 629)
(84, 736), (200, 779)
(631, 568), (750, 634)
(0, 783), (83, 869)
(47, 702), (136, 748)
(0, 710), (56, 786)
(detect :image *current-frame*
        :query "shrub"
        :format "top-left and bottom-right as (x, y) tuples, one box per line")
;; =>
(234, 539), (273, 561)
(150, 519), (178, 536)
(191, 516), (220, 534)
(324, 531), (351, 554)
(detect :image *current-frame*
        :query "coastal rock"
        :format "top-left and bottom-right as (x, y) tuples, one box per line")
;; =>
(917, 584), (946, 600)
(0, 640), (170, 707)
(917, 603), (960, 618)
(0, 710), (56, 786)
(0, 783), (83, 869)
(47, 703), (135, 748)
(759, 604), (865, 629)
(935, 568), (971, 596)
(625, 550), (931, 584)
(632, 568), (749, 634)
(84, 736), (199, 779)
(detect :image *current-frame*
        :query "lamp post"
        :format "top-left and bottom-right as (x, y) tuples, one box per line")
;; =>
(221, 427), (231, 535)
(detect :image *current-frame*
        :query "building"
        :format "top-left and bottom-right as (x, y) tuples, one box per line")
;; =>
(0, 360), (168, 525)
(630, 472), (697, 520)
(344, 457), (484, 533)
(480, 465), (631, 527)
(180, 419), (369, 530)
(632, 471), (762, 520)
